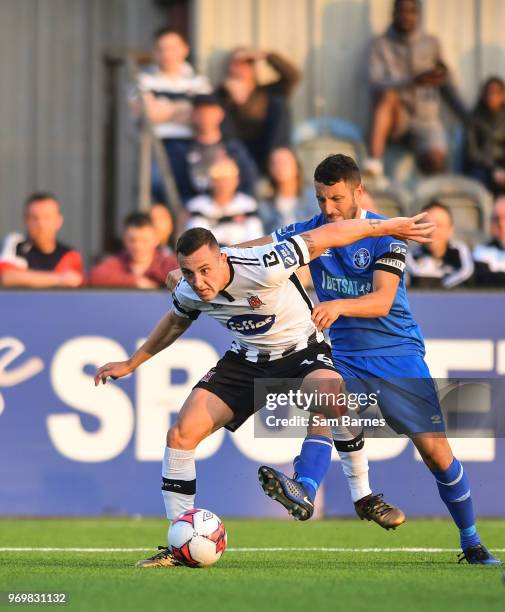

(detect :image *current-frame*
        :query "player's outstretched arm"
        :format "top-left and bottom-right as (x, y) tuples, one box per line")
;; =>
(165, 215), (433, 290)
(94, 310), (192, 385)
(235, 214), (433, 254)
(299, 213), (433, 261)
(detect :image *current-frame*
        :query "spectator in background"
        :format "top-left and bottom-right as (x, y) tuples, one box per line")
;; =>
(406, 201), (474, 289)
(0, 192), (84, 288)
(465, 77), (505, 196)
(258, 147), (318, 233)
(89, 212), (176, 288)
(366, 0), (467, 178)
(473, 196), (505, 286)
(171, 94), (258, 203)
(185, 157), (264, 246)
(217, 47), (300, 171)
(149, 203), (175, 256)
(136, 28), (211, 201)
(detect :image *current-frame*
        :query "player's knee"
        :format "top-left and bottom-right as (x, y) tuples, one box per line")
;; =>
(306, 377), (344, 418)
(415, 437), (452, 471)
(166, 423), (201, 451)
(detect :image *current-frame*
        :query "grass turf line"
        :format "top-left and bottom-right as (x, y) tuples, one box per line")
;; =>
(0, 518), (503, 612)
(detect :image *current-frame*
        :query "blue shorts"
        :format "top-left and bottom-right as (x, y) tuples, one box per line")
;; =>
(331, 353), (445, 436)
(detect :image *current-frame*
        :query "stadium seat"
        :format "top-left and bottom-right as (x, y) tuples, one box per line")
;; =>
(382, 125), (465, 188)
(413, 174), (494, 245)
(366, 183), (413, 218)
(293, 117), (367, 184)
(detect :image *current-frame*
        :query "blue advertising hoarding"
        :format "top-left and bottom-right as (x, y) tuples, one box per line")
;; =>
(1, 290), (504, 517)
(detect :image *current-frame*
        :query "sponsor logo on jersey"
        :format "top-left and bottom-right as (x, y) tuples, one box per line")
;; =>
(321, 249), (332, 257)
(321, 271), (372, 296)
(277, 224), (295, 237)
(247, 294), (264, 310)
(352, 248), (371, 269)
(274, 243), (297, 268)
(390, 242), (407, 255)
(226, 314), (276, 335)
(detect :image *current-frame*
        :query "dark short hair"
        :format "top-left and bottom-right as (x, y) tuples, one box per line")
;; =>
(394, 0), (421, 11)
(153, 27), (188, 45)
(25, 192), (59, 209)
(421, 200), (453, 222)
(176, 228), (219, 256)
(313, 154), (361, 187)
(124, 211), (153, 229)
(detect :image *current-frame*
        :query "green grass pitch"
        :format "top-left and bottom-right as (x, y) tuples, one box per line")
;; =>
(0, 518), (503, 612)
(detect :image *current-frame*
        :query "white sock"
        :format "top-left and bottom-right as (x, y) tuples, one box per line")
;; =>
(338, 447), (372, 503)
(161, 446), (196, 520)
(331, 425), (372, 503)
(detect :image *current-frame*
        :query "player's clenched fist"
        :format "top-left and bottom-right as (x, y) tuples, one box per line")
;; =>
(312, 300), (342, 331)
(94, 361), (133, 386)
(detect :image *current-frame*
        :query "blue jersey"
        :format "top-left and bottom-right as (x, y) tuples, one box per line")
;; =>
(273, 210), (426, 357)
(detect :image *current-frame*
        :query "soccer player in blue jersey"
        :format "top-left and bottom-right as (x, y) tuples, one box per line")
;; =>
(256, 154), (500, 565)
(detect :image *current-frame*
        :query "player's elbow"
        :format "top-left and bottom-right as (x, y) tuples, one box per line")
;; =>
(373, 293), (395, 317)
(377, 306), (391, 317)
(377, 299), (394, 317)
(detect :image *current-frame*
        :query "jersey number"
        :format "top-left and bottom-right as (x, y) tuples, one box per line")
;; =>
(263, 251), (280, 267)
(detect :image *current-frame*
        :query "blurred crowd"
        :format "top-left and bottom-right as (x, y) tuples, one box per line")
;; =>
(1, 0), (505, 290)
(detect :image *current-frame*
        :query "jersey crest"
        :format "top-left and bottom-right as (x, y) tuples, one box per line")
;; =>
(247, 294), (264, 310)
(353, 248), (371, 269)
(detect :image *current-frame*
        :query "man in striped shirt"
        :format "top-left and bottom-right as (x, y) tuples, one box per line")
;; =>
(137, 28), (211, 201)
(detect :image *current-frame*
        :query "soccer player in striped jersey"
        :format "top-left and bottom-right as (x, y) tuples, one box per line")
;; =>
(94, 213), (432, 568)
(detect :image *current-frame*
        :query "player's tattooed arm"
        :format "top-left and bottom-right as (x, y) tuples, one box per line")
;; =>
(298, 213), (434, 262)
(299, 232), (317, 259)
(94, 311), (192, 385)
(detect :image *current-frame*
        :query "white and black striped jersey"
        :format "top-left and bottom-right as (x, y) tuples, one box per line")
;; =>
(171, 236), (324, 362)
(406, 240), (474, 289)
(137, 63), (211, 139)
(185, 193), (264, 247)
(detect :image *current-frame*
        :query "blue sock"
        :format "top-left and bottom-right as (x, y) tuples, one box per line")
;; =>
(293, 435), (333, 501)
(432, 457), (480, 550)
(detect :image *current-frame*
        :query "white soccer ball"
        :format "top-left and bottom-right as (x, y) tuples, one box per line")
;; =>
(168, 508), (227, 568)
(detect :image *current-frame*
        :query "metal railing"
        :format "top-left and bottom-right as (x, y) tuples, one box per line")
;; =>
(126, 55), (182, 206)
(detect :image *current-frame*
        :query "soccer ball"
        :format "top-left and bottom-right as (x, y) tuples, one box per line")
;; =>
(168, 508), (227, 568)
